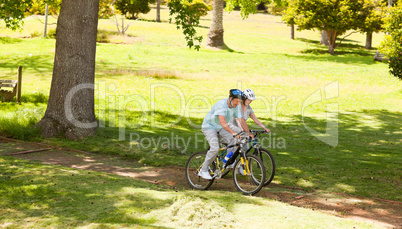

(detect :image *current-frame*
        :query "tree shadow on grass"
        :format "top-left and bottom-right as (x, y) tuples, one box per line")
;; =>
(283, 51), (378, 65)
(255, 109), (401, 201)
(0, 54), (54, 74)
(55, 107), (401, 201)
(0, 37), (23, 44)
(294, 37), (378, 62)
(0, 157), (173, 228)
(0, 92), (48, 105)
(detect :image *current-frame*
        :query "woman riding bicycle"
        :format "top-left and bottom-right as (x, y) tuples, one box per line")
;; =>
(230, 89), (271, 141)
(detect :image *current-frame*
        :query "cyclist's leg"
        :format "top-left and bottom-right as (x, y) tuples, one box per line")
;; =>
(218, 123), (241, 153)
(200, 129), (220, 178)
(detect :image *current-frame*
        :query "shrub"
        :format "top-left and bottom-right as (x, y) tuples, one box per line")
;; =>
(379, 1), (402, 79)
(114, 0), (154, 19)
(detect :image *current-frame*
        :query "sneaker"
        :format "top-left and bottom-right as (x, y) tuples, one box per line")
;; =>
(198, 169), (213, 180)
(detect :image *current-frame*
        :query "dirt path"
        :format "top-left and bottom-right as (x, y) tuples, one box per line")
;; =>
(1, 137), (401, 228)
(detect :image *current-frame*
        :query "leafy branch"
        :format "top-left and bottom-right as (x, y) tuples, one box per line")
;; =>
(168, 0), (203, 51)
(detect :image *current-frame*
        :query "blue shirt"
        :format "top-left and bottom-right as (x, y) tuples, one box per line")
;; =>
(202, 98), (242, 130)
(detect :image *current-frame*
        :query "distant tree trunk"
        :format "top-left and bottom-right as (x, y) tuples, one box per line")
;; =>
(43, 4), (48, 38)
(206, 0), (225, 48)
(327, 29), (337, 55)
(37, 0), (99, 140)
(290, 24), (294, 40)
(321, 30), (329, 46)
(156, 0), (161, 22)
(365, 32), (372, 49)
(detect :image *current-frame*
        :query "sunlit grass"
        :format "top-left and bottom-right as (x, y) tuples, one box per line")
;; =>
(0, 156), (378, 228)
(0, 7), (401, 201)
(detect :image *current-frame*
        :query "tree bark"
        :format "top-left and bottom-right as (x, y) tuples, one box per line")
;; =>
(290, 24), (294, 40)
(327, 29), (337, 55)
(37, 0), (99, 140)
(206, 0), (225, 48)
(321, 30), (329, 46)
(156, 0), (161, 22)
(365, 32), (372, 49)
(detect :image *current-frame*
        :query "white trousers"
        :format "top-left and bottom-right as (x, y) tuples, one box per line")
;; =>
(201, 123), (242, 171)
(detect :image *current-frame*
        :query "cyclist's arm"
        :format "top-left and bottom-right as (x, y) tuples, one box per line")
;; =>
(218, 115), (236, 135)
(235, 118), (244, 132)
(238, 118), (254, 139)
(250, 113), (270, 132)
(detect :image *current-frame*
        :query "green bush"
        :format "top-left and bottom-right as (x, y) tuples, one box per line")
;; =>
(47, 28), (56, 38)
(30, 30), (42, 38)
(186, 0), (210, 24)
(389, 57), (402, 79)
(114, 0), (154, 19)
(379, 1), (402, 79)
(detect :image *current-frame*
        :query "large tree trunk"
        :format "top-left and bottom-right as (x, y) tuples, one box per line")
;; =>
(365, 32), (372, 49)
(37, 0), (99, 140)
(290, 24), (295, 40)
(321, 30), (329, 46)
(156, 0), (161, 22)
(327, 29), (337, 55)
(206, 0), (225, 48)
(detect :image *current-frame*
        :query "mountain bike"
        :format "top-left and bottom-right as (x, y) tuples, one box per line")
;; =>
(185, 132), (266, 195)
(219, 130), (275, 187)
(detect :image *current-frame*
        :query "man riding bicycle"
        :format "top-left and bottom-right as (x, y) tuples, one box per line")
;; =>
(199, 89), (253, 180)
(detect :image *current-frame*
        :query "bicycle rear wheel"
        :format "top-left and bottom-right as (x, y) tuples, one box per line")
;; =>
(253, 148), (275, 186)
(185, 151), (215, 190)
(233, 155), (265, 195)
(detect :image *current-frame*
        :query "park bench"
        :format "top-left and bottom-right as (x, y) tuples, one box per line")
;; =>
(0, 80), (18, 102)
(0, 66), (22, 103)
(374, 50), (388, 62)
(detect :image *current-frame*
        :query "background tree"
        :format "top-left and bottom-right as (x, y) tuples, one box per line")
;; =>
(0, 1), (33, 30)
(2, 0), (201, 139)
(206, 0), (263, 48)
(379, 0), (402, 79)
(156, 0), (162, 22)
(28, 0), (61, 15)
(282, 3), (296, 39)
(357, 0), (386, 49)
(290, 0), (364, 55)
(186, 0), (210, 25)
(37, 0), (99, 139)
(168, 0), (204, 50)
(114, 0), (155, 19)
(26, 0), (115, 18)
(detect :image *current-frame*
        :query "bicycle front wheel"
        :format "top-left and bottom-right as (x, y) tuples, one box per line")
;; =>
(253, 148), (276, 186)
(185, 151), (215, 190)
(233, 155), (265, 195)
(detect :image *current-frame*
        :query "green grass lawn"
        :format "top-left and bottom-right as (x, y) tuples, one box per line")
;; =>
(0, 6), (401, 204)
(0, 156), (380, 228)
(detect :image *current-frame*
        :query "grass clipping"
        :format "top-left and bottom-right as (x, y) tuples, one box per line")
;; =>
(149, 196), (238, 228)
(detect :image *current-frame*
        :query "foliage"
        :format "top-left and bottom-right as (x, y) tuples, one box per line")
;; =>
(26, 0), (114, 18)
(225, 0), (263, 19)
(357, 0), (386, 34)
(379, 1), (402, 79)
(168, 0), (204, 50)
(388, 57), (402, 79)
(266, 2), (285, 15)
(292, 0), (363, 33)
(186, 0), (210, 24)
(99, 0), (115, 18)
(27, 0), (61, 15)
(114, 0), (155, 19)
(0, 0), (33, 30)
(287, 0), (366, 54)
(282, 3), (296, 25)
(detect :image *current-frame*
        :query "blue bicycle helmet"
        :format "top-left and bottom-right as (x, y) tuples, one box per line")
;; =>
(229, 89), (243, 99)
